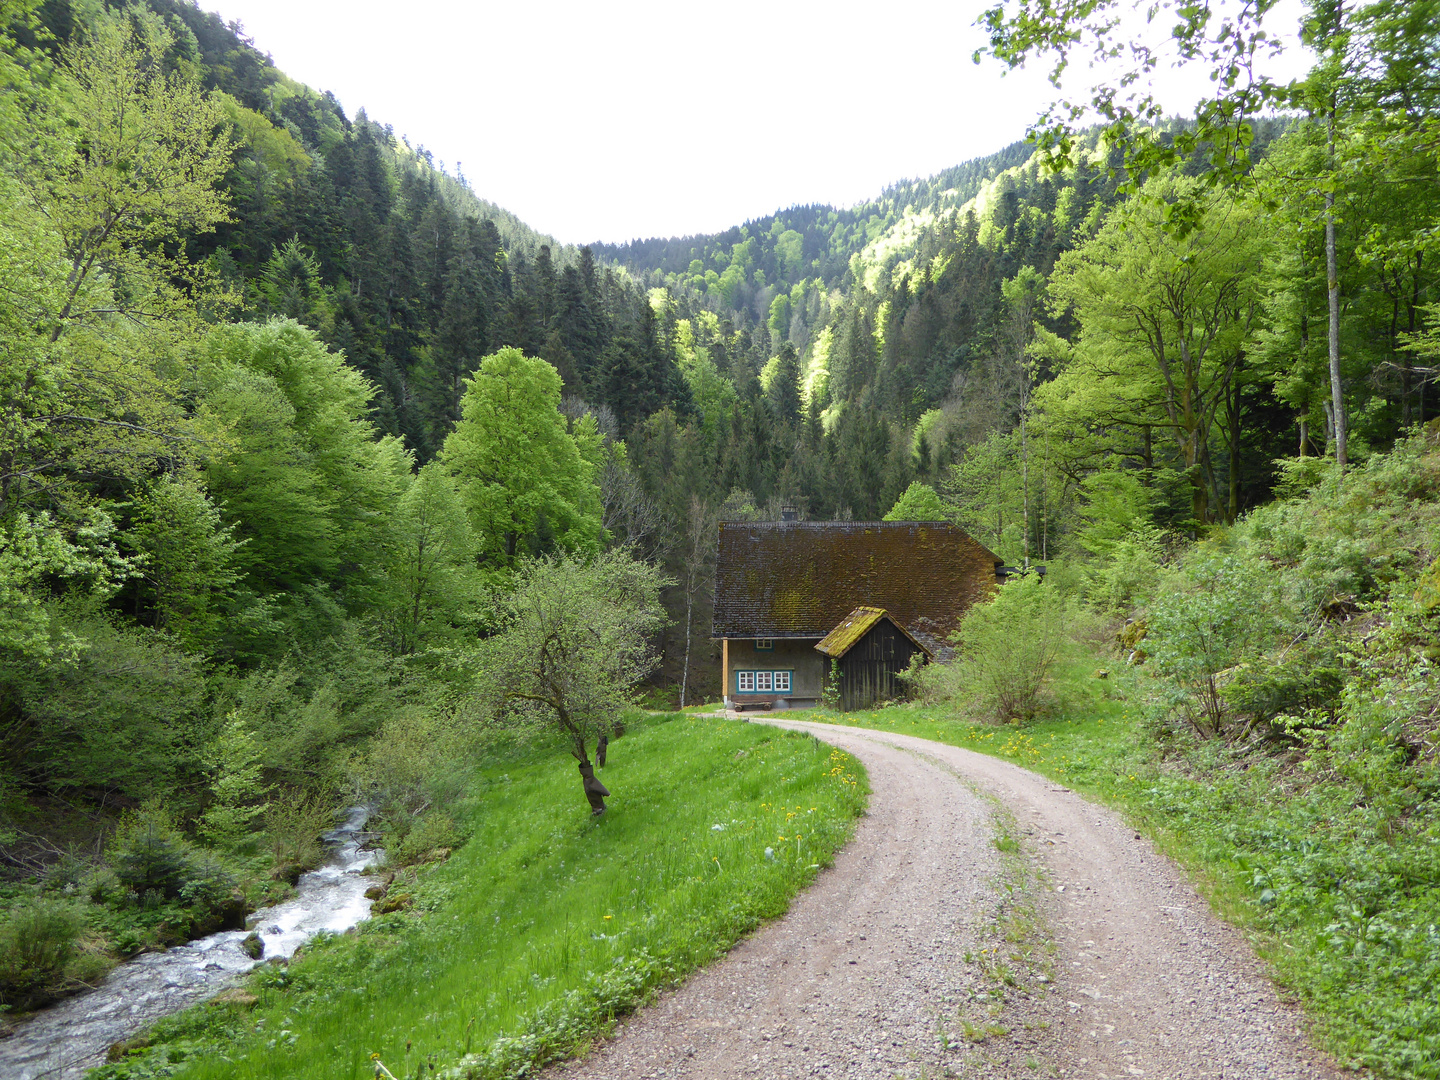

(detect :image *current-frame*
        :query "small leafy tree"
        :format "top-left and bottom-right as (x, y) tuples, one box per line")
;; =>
(441, 347), (605, 574)
(127, 477), (242, 651)
(109, 802), (194, 899)
(381, 462), (480, 655)
(951, 573), (1076, 722)
(198, 712), (272, 849)
(883, 481), (950, 522)
(1148, 553), (1279, 736)
(482, 551), (667, 814)
(678, 494), (718, 707)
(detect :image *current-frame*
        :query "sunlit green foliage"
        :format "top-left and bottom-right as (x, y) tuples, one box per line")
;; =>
(442, 348), (604, 574)
(883, 480), (949, 521)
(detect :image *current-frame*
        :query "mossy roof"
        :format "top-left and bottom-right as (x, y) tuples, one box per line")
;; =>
(712, 521), (1000, 653)
(814, 606), (934, 660)
(814, 606), (886, 657)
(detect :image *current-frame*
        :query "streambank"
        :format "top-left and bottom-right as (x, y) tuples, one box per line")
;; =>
(0, 807), (380, 1080)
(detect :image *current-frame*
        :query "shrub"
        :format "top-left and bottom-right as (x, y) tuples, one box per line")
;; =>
(108, 802), (234, 910)
(394, 811), (464, 864)
(197, 712), (271, 850)
(176, 854), (238, 912)
(0, 606), (209, 802)
(353, 705), (483, 843)
(930, 573), (1081, 722)
(1148, 553), (1280, 736)
(112, 823), (194, 900)
(821, 659), (842, 710)
(0, 897), (84, 1009)
(1084, 524), (1169, 612)
(1221, 633), (1346, 740)
(266, 788), (334, 880)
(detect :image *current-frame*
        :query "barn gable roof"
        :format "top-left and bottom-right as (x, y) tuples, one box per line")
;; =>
(712, 521), (1001, 652)
(815, 606), (935, 660)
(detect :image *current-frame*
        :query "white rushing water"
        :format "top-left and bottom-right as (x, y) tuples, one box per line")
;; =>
(0, 807), (380, 1080)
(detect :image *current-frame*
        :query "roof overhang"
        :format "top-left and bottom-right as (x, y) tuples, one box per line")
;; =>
(815, 606), (935, 660)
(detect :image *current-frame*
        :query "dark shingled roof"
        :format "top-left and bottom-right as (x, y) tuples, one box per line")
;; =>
(712, 521), (1001, 653)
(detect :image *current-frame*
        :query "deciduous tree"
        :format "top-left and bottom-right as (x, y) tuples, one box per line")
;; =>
(481, 551), (667, 814)
(442, 347), (604, 574)
(1044, 176), (1261, 526)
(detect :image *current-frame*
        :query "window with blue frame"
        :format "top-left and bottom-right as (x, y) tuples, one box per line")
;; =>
(735, 669), (793, 694)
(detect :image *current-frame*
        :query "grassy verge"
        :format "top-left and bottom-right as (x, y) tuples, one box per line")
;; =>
(814, 681), (1440, 1079)
(94, 712), (867, 1080)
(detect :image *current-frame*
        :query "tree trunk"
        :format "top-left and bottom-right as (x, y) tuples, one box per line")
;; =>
(680, 584), (694, 708)
(1041, 431), (1049, 562)
(1408, 252), (1423, 428)
(1020, 410), (1030, 567)
(1184, 425), (1208, 529)
(1228, 367), (1242, 523)
(1325, 100), (1347, 470)
(578, 758), (609, 815)
(995, 445), (1003, 553)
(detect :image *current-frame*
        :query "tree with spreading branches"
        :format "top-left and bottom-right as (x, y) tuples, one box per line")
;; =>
(481, 551), (668, 815)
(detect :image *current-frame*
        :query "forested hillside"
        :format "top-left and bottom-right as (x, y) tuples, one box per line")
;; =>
(9, 0), (691, 465)
(2, 0), (1439, 1068)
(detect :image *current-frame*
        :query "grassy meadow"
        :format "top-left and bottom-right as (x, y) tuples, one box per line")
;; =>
(94, 713), (867, 1080)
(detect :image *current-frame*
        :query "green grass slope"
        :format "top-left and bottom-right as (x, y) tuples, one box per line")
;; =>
(96, 714), (867, 1080)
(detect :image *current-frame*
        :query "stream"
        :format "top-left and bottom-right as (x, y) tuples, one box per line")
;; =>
(0, 806), (380, 1080)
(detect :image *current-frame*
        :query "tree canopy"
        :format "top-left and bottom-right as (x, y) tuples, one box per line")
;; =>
(441, 347), (604, 573)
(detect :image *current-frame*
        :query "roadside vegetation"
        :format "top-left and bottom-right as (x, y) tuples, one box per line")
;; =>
(822, 428), (1440, 1079)
(89, 713), (866, 1080)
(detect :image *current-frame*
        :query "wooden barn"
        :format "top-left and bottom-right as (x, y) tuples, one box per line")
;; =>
(711, 521), (1002, 711)
(815, 607), (931, 712)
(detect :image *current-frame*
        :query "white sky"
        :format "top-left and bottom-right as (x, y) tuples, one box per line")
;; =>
(204, 0), (1315, 246)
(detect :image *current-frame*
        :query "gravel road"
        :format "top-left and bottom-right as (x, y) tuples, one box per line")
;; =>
(552, 719), (1341, 1080)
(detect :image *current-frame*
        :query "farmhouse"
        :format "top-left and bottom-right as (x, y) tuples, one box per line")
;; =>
(712, 520), (1002, 711)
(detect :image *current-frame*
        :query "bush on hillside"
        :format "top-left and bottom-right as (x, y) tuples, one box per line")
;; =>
(266, 788), (334, 882)
(1083, 523), (1170, 612)
(108, 803), (236, 913)
(1221, 632), (1346, 742)
(1147, 553), (1281, 737)
(921, 573), (1082, 722)
(0, 896), (109, 1010)
(394, 811), (464, 865)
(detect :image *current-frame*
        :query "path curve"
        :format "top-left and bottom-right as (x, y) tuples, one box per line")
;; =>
(553, 719), (1340, 1080)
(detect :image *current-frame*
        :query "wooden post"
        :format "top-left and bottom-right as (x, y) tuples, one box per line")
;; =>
(721, 638), (730, 708)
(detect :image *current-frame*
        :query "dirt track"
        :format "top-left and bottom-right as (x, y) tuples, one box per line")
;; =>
(553, 719), (1340, 1080)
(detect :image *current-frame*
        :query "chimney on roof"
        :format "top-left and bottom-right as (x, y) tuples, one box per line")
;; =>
(780, 505), (799, 522)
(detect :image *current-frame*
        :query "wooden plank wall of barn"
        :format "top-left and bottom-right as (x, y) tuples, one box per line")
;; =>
(837, 621), (923, 711)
